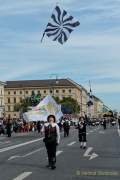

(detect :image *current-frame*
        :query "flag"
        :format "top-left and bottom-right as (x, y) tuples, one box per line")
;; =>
(23, 95), (63, 122)
(41, 5), (80, 44)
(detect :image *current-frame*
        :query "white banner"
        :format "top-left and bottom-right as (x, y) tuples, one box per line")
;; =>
(23, 95), (63, 122)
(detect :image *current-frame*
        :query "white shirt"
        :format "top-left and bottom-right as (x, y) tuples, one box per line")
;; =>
(41, 122), (60, 144)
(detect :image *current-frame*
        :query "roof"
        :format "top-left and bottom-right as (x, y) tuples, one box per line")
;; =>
(5, 79), (77, 89)
(0, 81), (6, 85)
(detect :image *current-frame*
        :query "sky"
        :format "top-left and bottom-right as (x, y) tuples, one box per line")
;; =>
(0, 0), (120, 111)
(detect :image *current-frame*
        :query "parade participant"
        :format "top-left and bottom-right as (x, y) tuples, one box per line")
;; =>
(6, 119), (12, 137)
(37, 121), (41, 133)
(78, 117), (87, 149)
(42, 115), (60, 170)
(118, 116), (120, 129)
(103, 118), (107, 130)
(63, 119), (70, 137)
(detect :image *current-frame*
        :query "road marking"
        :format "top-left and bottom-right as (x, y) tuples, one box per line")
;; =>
(23, 147), (44, 157)
(68, 141), (76, 146)
(8, 155), (20, 161)
(84, 147), (93, 157)
(89, 153), (98, 160)
(83, 147), (98, 160)
(13, 172), (32, 180)
(45, 150), (63, 160)
(0, 137), (43, 153)
(56, 150), (63, 156)
(8, 147), (44, 160)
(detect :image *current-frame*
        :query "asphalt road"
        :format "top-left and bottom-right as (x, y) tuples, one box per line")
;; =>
(0, 125), (120, 180)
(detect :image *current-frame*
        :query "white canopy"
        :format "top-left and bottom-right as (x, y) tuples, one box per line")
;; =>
(23, 95), (63, 122)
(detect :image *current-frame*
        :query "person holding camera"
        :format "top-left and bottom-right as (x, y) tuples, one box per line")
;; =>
(41, 115), (60, 170)
(78, 116), (87, 149)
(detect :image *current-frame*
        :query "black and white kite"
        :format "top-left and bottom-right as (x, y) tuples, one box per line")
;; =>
(41, 4), (80, 44)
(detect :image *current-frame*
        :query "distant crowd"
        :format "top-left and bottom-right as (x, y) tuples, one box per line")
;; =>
(0, 115), (120, 137)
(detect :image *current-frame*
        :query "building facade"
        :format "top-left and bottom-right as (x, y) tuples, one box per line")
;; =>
(4, 79), (88, 119)
(0, 81), (5, 118)
(93, 96), (104, 118)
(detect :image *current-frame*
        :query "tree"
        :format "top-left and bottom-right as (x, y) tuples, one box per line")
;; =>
(53, 96), (80, 114)
(30, 91), (41, 106)
(53, 96), (61, 104)
(14, 97), (32, 113)
(14, 93), (41, 113)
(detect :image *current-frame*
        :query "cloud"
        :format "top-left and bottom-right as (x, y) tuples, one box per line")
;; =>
(0, 60), (60, 81)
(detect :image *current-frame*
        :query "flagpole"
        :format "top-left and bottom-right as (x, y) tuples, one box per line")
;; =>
(41, 31), (46, 43)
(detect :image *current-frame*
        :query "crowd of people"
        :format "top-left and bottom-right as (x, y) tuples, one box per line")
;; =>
(0, 118), (44, 136)
(0, 115), (119, 137)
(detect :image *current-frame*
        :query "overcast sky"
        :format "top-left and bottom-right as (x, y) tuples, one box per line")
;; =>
(0, 0), (120, 111)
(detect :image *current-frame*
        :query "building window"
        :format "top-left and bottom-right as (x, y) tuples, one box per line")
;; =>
(38, 90), (40, 94)
(14, 91), (16, 95)
(63, 90), (65, 93)
(26, 91), (28, 94)
(31, 90), (35, 95)
(56, 90), (59, 93)
(20, 91), (22, 94)
(69, 89), (71, 93)
(14, 98), (16, 103)
(20, 97), (22, 103)
(8, 91), (10, 95)
(8, 98), (10, 103)
(44, 90), (46, 94)
(14, 106), (16, 111)
(8, 114), (11, 119)
(8, 106), (10, 112)
(50, 90), (53, 94)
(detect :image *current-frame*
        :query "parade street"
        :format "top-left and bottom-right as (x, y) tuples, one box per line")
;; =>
(0, 126), (120, 180)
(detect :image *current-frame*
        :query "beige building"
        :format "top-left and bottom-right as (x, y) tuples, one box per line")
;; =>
(0, 81), (5, 118)
(93, 96), (104, 118)
(4, 78), (88, 119)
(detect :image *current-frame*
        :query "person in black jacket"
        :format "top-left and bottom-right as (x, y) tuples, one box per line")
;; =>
(63, 119), (70, 137)
(37, 121), (41, 133)
(41, 115), (60, 170)
(78, 117), (87, 149)
(103, 118), (107, 130)
(6, 119), (12, 137)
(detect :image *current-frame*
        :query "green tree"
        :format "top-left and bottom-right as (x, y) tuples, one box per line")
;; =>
(14, 93), (41, 113)
(14, 97), (32, 113)
(53, 96), (80, 114)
